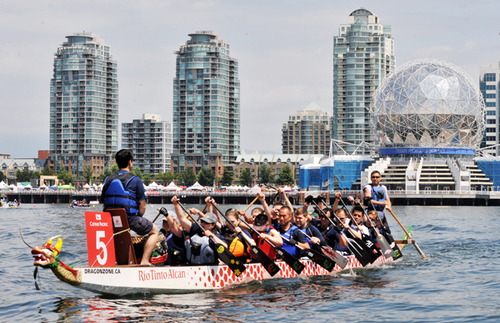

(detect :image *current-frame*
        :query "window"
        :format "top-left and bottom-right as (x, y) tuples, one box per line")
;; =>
(484, 73), (496, 82)
(486, 94), (496, 99)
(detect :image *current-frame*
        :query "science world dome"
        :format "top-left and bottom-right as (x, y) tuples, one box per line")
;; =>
(371, 59), (485, 155)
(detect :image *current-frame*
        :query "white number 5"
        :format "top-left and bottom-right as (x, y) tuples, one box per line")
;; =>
(96, 231), (108, 265)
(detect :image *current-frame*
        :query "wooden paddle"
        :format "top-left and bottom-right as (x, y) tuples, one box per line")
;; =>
(280, 234), (335, 272)
(386, 208), (426, 259)
(307, 196), (376, 266)
(210, 204), (280, 277)
(177, 203), (247, 276)
(237, 216), (305, 275)
(301, 231), (348, 269)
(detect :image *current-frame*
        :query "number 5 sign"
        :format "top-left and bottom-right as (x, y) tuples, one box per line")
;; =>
(85, 211), (116, 267)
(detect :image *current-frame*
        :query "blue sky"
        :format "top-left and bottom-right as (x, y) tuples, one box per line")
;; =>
(1, 0), (499, 158)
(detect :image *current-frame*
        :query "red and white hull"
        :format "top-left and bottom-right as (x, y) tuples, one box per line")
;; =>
(75, 255), (393, 296)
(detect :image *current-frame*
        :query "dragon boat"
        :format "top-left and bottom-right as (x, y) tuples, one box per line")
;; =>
(27, 209), (405, 296)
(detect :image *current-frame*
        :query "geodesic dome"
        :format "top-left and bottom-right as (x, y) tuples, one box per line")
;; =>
(371, 59), (485, 149)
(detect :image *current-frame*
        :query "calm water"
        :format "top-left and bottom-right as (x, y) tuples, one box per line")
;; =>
(1, 203), (500, 322)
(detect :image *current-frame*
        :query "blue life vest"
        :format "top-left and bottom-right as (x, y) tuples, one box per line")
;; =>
(279, 224), (301, 258)
(367, 185), (387, 212)
(102, 172), (139, 215)
(166, 233), (187, 265)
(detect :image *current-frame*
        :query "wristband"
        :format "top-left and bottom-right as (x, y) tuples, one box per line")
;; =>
(174, 203), (179, 207)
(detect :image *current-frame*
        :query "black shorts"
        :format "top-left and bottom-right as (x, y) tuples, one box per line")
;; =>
(129, 215), (153, 236)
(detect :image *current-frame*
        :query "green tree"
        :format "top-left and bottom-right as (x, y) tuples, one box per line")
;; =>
(83, 165), (94, 183)
(197, 167), (215, 187)
(155, 172), (175, 184)
(180, 167), (197, 186)
(278, 165), (295, 185)
(132, 167), (143, 180)
(16, 168), (32, 182)
(239, 168), (253, 186)
(0, 171), (5, 182)
(258, 164), (275, 184)
(143, 174), (152, 185)
(57, 166), (73, 184)
(220, 167), (234, 186)
(41, 165), (55, 175)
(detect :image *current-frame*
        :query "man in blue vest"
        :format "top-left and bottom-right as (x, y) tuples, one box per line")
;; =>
(101, 149), (159, 266)
(363, 170), (391, 229)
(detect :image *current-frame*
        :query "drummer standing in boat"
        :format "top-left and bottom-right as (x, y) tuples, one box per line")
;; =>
(362, 170), (391, 228)
(100, 149), (159, 266)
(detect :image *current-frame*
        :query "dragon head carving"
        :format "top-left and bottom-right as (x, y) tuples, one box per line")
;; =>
(31, 236), (63, 268)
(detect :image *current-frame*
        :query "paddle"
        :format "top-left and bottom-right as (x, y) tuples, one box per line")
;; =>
(280, 234), (335, 272)
(306, 196), (375, 266)
(177, 203), (246, 276)
(367, 201), (403, 260)
(301, 231), (348, 269)
(243, 195), (260, 214)
(237, 215), (305, 275)
(337, 197), (382, 259)
(210, 203), (281, 277)
(386, 208), (426, 259)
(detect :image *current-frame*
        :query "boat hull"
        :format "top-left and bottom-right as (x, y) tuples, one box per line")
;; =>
(72, 254), (393, 296)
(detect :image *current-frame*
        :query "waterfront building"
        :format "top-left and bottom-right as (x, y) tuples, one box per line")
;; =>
(282, 102), (332, 155)
(1, 158), (46, 184)
(171, 31), (240, 177)
(48, 32), (118, 179)
(122, 114), (172, 175)
(233, 153), (320, 185)
(332, 8), (395, 154)
(479, 62), (500, 156)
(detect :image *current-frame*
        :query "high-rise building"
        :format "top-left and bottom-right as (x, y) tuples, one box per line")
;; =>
(479, 62), (500, 156)
(48, 32), (118, 179)
(171, 31), (240, 177)
(122, 114), (173, 175)
(282, 102), (332, 155)
(333, 8), (395, 154)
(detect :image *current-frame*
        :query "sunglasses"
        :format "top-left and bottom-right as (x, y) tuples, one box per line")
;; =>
(353, 214), (363, 217)
(371, 176), (380, 179)
(319, 215), (326, 219)
(338, 217), (346, 220)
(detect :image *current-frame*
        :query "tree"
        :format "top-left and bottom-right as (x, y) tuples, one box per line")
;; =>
(220, 167), (234, 186)
(155, 172), (175, 185)
(180, 167), (197, 186)
(41, 165), (55, 176)
(132, 167), (143, 180)
(57, 166), (73, 184)
(278, 165), (295, 185)
(259, 164), (275, 184)
(143, 174), (152, 185)
(0, 171), (5, 182)
(197, 167), (215, 187)
(16, 168), (32, 182)
(239, 168), (253, 187)
(83, 165), (94, 183)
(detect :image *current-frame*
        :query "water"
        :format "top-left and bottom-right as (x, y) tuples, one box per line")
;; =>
(1, 203), (500, 322)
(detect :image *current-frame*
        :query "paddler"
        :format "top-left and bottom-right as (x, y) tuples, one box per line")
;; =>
(274, 206), (307, 258)
(293, 207), (326, 251)
(249, 213), (283, 260)
(362, 170), (392, 229)
(160, 205), (187, 265)
(172, 195), (227, 265)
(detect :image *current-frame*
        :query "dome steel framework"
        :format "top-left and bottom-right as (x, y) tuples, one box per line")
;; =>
(371, 59), (485, 149)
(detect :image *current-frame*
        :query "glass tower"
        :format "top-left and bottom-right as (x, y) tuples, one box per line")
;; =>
(479, 62), (500, 156)
(171, 31), (240, 176)
(49, 32), (118, 179)
(333, 8), (395, 154)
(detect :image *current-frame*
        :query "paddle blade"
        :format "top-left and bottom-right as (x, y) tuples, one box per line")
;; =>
(376, 234), (394, 259)
(215, 243), (246, 277)
(275, 247), (305, 275)
(345, 236), (373, 267)
(249, 246), (280, 277)
(303, 248), (334, 272)
(321, 246), (348, 269)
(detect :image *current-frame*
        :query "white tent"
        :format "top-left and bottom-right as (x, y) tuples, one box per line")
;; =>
(8, 184), (16, 191)
(187, 182), (204, 191)
(226, 185), (240, 191)
(24, 184), (32, 190)
(146, 181), (160, 191)
(242, 185), (250, 191)
(248, 185), (261, 194)
(83, 184), (90, 189)
(163, 182), (180, 191)
(283, 185), (292, 192)
(0, 181), (7, 189)
(39, 184), (48, 190)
